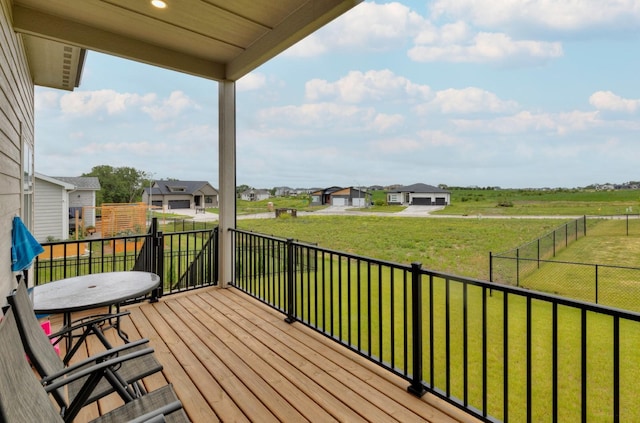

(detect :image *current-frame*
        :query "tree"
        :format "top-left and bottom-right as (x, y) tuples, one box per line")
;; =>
(83, 165), (147, 205)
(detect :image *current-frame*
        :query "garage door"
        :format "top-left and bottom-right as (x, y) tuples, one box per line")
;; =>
(332, 197), (346, 206)
(352, 197), (366, 207)
(168, 200), (190, 209)
(435, 197), (447, 205)
(412, 197), (432, 205)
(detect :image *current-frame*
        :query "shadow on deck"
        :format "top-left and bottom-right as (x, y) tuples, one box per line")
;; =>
(50, 287), (480, 422)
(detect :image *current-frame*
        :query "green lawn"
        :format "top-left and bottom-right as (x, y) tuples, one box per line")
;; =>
(239, 215), (567, 279)
(236, 209), (640, 422)
(433, 188), (640, 216)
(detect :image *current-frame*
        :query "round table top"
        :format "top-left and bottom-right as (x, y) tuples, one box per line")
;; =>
(33, 271), (160, 314)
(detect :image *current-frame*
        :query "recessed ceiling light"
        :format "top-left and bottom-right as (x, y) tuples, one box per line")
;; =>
(151, 0), (167, 8)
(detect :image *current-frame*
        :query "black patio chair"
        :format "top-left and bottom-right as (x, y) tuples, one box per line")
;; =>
(0, 306), (189, 423)
(7, 282), (164, 420)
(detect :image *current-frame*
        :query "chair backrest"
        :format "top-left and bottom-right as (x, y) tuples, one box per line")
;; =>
(7, 282), (67, 407)
(7, 281), (65, 377)
(0, 306), (64, 422)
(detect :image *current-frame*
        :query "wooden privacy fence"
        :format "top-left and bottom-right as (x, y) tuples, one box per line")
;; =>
(100, 202), (148, 237)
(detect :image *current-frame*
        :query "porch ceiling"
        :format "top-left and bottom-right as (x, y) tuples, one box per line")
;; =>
(13, 0), (361, 90)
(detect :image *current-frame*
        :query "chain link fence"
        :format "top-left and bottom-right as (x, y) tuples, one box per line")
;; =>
(490, 215), (640, 312)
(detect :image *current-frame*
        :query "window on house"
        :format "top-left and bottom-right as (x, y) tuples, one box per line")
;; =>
(23, 141), (33, 228)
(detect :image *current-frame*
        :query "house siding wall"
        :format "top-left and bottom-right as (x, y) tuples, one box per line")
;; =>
(0, 0), (36, 297)
(69, 190), (97, 226)
(34, 178), (68, 242)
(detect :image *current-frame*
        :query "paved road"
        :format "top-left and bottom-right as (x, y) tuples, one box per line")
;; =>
(171, 206), (577, 222)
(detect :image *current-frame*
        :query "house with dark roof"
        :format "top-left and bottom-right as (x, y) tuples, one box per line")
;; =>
(144, 180), (218, 211)
(310, 186), (369, 207)
(34, 174), (101, 240)
(386, 183), (451, 206)
(310, 186), (343, 206)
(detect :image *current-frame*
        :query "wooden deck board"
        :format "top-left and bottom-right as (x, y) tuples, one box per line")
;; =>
(49, 286), (480, 423)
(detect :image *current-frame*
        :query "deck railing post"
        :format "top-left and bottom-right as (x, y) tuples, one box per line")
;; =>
(285, 238), (295, 323)
(408, 262), (426, 397)
(151, 229), (163, 301)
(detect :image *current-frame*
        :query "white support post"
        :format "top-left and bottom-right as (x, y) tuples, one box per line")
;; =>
(218, 80), (236, 288)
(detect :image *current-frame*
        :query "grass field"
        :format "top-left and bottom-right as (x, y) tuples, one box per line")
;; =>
(234, 197), (640, 422)
(433, 188), (640, 216)
(238, 215), (567, 279)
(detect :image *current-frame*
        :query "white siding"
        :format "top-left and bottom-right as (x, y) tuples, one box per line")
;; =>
(352, 197), (366, 207)
(34, 178), (69, 242)
(69, 190), (96, 226)
(0, 0), (37, 297)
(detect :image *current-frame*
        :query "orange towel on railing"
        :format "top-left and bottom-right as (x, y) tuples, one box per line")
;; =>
(11, 216), (44, 272)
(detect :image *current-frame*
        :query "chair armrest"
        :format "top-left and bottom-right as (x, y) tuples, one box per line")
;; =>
(41, 345), (154, 387)
(44, 338), (150, 381)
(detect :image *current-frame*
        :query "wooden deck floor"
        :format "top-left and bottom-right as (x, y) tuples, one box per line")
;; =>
(53, 286), (479, 422)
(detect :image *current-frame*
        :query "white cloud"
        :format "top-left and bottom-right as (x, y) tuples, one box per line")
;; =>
(237, 73), (267, 92)
(415, 87), (519, 114)
(285, 2), (425, 57)
(370, 113), (404, 132)
(452, 110), (600, 134)
(34, 90), (59, 112)
(78, 140), (165, 155)
(58, 89), (156, 116)
(371, 130), (461, 154)
(409, 31), (563, 64)
(258, 102), (376, 129)
(589, 91), (639, 113)
(141, 91), (199, 121)
(429, 0), (640, 34)
(305, 69), (431, 103)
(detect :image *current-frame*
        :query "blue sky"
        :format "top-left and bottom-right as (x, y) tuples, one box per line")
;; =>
(35, 0), (640, 189)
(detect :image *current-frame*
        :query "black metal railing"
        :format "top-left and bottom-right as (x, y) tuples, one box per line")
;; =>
(34, 219), (218, 295)
(232, 228), (640, 423)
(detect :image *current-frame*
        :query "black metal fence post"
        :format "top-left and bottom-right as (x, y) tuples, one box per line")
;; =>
(489, 252), (493, 282)
(151, 228), (163, 301)
(284, 238), (295, 323)
(408, 262), (426, 397)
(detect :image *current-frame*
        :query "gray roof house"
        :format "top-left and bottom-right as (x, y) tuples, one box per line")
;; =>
(387, 183), (451, 206)
(33, 173), (74, 242)
(143, 180), (219, 210)
(240, 189), (271, 202)
(34, 174), (100, 241)
(310, 186), (343, 206)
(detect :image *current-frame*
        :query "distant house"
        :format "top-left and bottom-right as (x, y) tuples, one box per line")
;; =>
(387, 183), (451, 206)
(34, 174), (100, 240)
(240, 189), (271, 202)
(34, 173), (74, 241)
(310, 186), (369, 206)
(274, 186), (292, 197)
(143, 180), (218, 210)
(310, 186), (342, 206)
